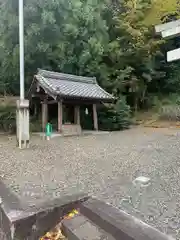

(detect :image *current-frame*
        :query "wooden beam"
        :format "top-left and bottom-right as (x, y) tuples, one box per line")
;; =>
(58, 101), (63, 132)
(74, 106), (80, 125)
(32, 93), (50, 101)
(93, 104), (98, 131)
(42, 101), (48, 132)
(47, 100), (57, 105)
(34, 103), (37, 117)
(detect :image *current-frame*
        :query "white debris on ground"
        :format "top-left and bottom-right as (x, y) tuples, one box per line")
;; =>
(133, 176), (151, 187)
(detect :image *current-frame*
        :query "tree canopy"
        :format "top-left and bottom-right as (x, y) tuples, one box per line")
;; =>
(0, 0), (180, 111)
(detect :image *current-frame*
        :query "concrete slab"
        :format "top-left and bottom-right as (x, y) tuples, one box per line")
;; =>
(79, 198), (173, 240)
(0, 178), (88, 240)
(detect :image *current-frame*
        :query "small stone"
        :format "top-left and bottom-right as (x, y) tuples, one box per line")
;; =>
(133, 176), (151, 187)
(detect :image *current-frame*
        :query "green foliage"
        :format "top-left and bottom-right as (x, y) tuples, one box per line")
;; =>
(142, 93), (180, 121)
(0, 0), (180, 123)
(160, 105), (180, 121)
(0, 0), (109, 95)
(144, 0), (179, 26)
(0, 105), (16, 133)
(98, 98), (131, 131)
(30, 119), (42, 132)
(102, 0), (164, 111)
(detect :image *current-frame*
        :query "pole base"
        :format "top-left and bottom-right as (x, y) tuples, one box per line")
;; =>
(16, 99), (30, 149)
(17, 140), (30, 149)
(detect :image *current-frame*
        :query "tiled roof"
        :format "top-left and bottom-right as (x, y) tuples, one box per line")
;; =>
(34, 69), (114, 101)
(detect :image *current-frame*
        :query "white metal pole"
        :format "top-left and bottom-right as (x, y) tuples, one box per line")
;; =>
(19, 0), (25, 100)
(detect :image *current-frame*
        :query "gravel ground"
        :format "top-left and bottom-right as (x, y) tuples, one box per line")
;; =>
(0, 127), (180, 239)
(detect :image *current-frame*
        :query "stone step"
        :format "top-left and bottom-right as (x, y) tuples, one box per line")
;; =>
(62, 213), (115, 240)
(79, 198), (173, 240)
(62, 124), (82, 136)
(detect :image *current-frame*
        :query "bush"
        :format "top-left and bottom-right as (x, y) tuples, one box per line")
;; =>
(0, 105), (42, 134)
(160, 105), (180, 121)
(98, 97), (131, 131)
(0, 105), (16, 133)
(30, 119), (42, 132)
(148, 93), (180, 121)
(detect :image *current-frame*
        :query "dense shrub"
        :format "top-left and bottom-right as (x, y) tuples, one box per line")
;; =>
(98, 98), (131, 131)
(0, 105), (43, 133)
(30, 118), (42, 132)
(159, 105), (180, 121)
(0, 105), (16, 133)
(146, 93), (180, 121)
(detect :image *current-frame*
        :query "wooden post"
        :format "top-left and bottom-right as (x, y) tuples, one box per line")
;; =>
(42, 101), (48, 132)
(58, 101), (63, 132)
(93, 104), (98, 131)
(74, 106), (80, 125)
(34, 103), (37, 117)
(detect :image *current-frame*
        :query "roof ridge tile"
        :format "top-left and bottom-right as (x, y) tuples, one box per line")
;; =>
(38, 69), (96, 84)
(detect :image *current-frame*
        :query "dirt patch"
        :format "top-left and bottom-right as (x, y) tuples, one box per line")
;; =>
(143, 120), (180, 128)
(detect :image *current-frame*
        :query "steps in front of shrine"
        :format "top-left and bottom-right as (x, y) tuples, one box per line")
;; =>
(62, 124), (82, 136)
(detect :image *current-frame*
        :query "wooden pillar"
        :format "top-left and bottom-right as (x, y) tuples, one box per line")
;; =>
(42, 101), (48, 131)
(93, 103), (98, 131)
(58, 101), (63, 132)
(74, 106), (80, 125)
(34, 103), (37, 117)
